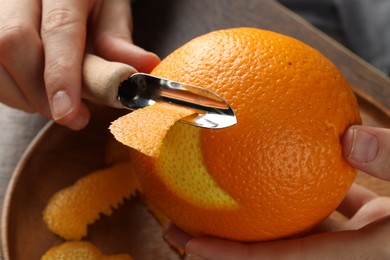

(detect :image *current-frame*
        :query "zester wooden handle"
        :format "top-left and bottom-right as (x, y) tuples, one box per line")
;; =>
(82, 54), (137, 108)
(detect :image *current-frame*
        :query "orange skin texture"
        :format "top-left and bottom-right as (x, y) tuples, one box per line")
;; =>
(130, 28), (362, 241)
(42, 241), (132, 260)
(109, 102), (195, 157)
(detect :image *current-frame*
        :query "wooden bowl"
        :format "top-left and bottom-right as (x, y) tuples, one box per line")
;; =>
(0, 109), (180, 260)
(1, 96), (390, 260)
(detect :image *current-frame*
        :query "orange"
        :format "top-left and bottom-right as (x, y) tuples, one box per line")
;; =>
(42, 241), (132, 260)
(113, 27), (361, 241)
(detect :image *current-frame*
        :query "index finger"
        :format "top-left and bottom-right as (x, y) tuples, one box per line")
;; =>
(337, 183), (378, 219)
(185, 227), (379, 259)
(40, 0), (90, 128)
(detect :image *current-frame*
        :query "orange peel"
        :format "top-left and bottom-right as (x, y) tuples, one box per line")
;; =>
(41, 241), (132, 260)
(43, 162), (140, 240)
(109, 102), (195, 157)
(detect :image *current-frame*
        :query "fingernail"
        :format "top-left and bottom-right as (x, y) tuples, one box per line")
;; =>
(51, 90), (73, 120)
(185, 253), (205, 260)
(348, 128), (379, 163)
(164, 224), (192, 250)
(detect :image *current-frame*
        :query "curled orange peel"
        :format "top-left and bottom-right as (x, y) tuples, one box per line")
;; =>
(43, 162), (140, 240)
(41, 241), (132, 260)
(109, 102), (195, 157)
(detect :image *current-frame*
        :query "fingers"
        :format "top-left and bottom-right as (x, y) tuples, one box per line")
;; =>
(342, 126), (390, 180)
(184, 218), (390, 259)
(307, 184), (381, 233)
(337, 183), (378, 218)
(90, 0), (160, 73)
(1, 0), (158, 131)
(0, 0), (49, 116)
(165, 209), (390, 259)
(40, 0), (91, 129)
(336, 183), (390, 230)
(185, 237), (254, 260)
(0, 65), (32, 112)
(164, 224), (355, 259)
(164, 224), (193, 250)
(164, 188), (390, 259)
(346, 196), (390, 230)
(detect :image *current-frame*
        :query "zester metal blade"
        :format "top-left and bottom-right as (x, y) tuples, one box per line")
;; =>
(117, 73), (237, 129)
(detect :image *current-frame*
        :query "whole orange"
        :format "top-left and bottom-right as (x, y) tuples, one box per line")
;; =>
(130, 28), (361, 241)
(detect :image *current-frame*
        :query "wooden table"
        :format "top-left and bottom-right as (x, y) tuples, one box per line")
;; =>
(1, 0), (389, 258)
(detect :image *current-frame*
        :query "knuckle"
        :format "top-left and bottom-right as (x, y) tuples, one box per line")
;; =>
(0, 24), (36, 54)
(41, 7), (80, 36)
(0, 96), (37, 114)
(44, 58), (73, 88)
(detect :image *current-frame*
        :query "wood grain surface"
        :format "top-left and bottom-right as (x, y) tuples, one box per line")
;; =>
(0, 0), (389, 259)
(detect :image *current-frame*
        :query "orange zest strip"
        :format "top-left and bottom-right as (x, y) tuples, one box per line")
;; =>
(42, 241), (133, 260)
(43, 162), (140, 240)
(109, 102), (195, 157)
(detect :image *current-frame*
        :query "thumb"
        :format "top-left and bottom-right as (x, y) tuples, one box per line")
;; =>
(342, 125), (390, 180)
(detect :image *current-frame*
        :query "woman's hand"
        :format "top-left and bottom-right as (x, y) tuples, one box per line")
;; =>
(167, 184), (390, 259)
(164, 125), (390, 259)
(0, 0), (160, 130)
